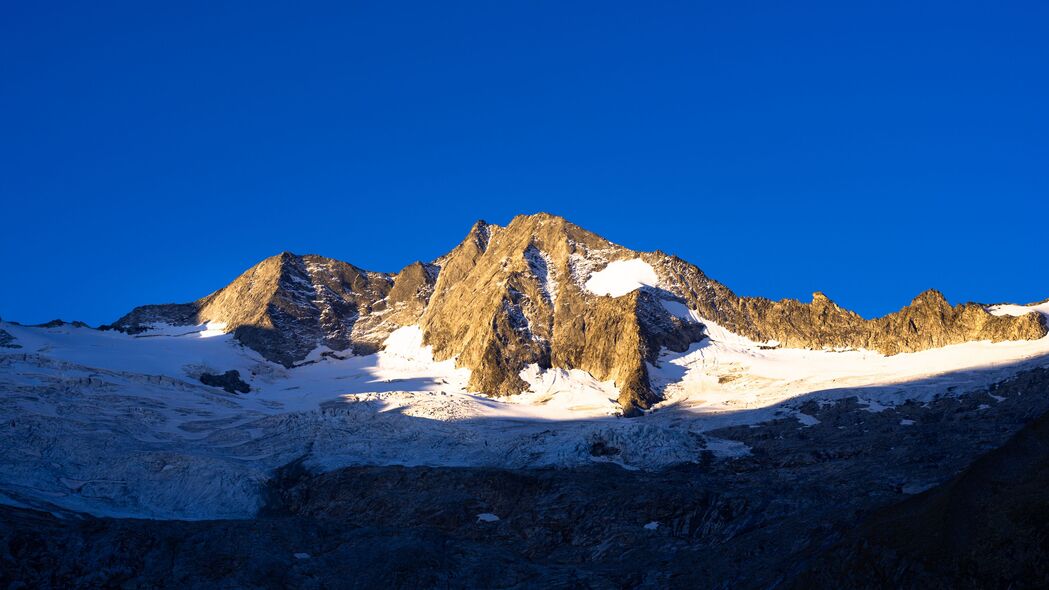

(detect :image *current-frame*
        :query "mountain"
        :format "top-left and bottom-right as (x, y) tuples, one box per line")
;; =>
(112, 213), (1046, 414)
(113, 253), (436, 367)
(5, 212), (1049, 588)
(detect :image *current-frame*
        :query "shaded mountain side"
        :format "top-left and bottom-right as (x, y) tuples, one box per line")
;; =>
(110, 212), (1045, 412)
(786, 368), (1049, 590)
(113, 253), (435, 366)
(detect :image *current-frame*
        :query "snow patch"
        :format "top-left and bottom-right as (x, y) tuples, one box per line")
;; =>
(861, 399), (891, 413)
(133, 321), (227, 339)
(987, 301), (1049, 317)
(380, 326), (445, 368)
(199, 321), (228, 338)
(661, 300), (701, 323)
(795, 412), (820, 427)
(524, 246), (558, 304)
(584, 259), (658, 297)
(567, 242), (616, 289)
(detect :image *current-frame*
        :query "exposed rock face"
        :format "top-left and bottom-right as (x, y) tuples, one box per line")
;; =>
(419, 214), (1044, 411)
(866, 290), (1047, 353)
(725, 289), (1047, 354)
(421, 214), (704, 411)
(115, 253), (430, 366)
(385, 261), (439, 322)
(111, 213), (1047, 412)
(0, 330), (20, 349)
(110, 304), (200, 334)
(199, 370), (251, 394)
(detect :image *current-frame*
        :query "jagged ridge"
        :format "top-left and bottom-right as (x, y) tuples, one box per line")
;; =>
(114, 253), (436, 367)
(113, 213), (1047, 413)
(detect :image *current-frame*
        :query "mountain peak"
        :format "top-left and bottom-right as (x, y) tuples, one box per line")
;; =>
(114, 252), (402, 366)
(111, 215), (1047, 412)
(812, 291), (833, 305)
(911, 288), (949, 307)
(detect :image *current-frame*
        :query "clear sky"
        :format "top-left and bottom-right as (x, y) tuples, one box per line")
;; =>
(2, 1), (1046, 325)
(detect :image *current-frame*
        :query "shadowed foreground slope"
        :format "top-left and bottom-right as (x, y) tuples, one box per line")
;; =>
(4, 367), (1049, 589)
(786, 371), (1049, 589)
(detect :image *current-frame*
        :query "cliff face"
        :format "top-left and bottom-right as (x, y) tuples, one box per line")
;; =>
(724, 289), (1046, 354)
(420, 214), (705, 411)
(114, 253), (432, 366)
(112, 213), (1047, 412)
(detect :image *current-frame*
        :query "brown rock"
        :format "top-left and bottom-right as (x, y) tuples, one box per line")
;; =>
(112, 213), (1047, 413)
(115, 252), (398, 366)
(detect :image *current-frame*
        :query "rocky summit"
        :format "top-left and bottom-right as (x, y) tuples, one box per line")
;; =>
(113, 213), (1045, 414)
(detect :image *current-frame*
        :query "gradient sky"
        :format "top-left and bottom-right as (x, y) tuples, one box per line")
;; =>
(2, 1), (1046, 325)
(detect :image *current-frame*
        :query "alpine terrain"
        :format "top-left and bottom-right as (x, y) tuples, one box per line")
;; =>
(3, 213), (1049, 588)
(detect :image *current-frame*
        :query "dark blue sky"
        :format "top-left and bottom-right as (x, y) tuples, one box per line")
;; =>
(2, 1), (1046, 325)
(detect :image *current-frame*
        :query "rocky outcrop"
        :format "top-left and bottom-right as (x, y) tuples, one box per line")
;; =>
(866, 289), (1046, 353)
(0, 329), (19, 349)
(109, 304), (200, 334)
(420, 214), (703, 411)
(719, 289), (1047, 354)
(386, 262), (439, 318)
(111, 213), (1047, 412)
(199, 370), (251, 394)
(114, 253), (409, 366)
(417, 214), (1044, 412)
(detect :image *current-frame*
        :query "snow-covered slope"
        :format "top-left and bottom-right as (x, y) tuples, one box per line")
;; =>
(583, 258), (659, 297)
(3, 298), (1049, 520)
